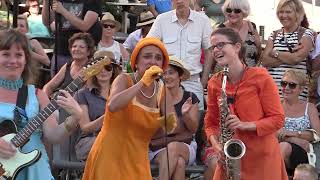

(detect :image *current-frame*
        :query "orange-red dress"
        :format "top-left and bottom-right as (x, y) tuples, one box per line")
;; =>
(82, 74), (162, 180)
(205, 67), (288, 180)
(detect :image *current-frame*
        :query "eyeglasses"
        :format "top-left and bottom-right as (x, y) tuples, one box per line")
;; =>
(210, 42), (234, 50)
(280, 81), (298, 89)
(226, 8), (242, 14)
(104, 65), (113, 71)
(102, 24), (116, 29)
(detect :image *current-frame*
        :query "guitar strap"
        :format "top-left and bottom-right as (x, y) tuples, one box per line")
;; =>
(13, 85), (28, 127)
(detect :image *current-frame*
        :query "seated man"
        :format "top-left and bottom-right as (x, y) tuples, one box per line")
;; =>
(123, 11), (155, 53)
(149, 57), (199, 180)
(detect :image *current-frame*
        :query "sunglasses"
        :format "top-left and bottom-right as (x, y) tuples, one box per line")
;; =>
(102, 24), (116, 29)
(280, 81), (298, 89)
(211, 42), (234, 50)
(226, 8), (242, 14)
(104, 65), (113, 71)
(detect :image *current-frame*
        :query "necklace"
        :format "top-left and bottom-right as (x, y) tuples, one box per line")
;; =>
(0, 77), (23, 90)
(134, 73), (157, 99)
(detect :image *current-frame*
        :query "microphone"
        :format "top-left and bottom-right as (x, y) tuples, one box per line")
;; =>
(156, 73), (165, 82)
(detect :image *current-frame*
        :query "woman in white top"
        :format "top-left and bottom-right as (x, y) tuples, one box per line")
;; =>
(97, 12), (129, 64)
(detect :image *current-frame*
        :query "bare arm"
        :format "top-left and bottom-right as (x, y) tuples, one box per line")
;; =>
(148, 5), (158, 17)
(108, 74), (143, 112)
(43, 64), (67, 96)
(30, 39), (50, 66)
(261, 38), (282, 67)
(78, 104), (104, 134)
(276, 36), (314, 65)
(52, 0), (98, 32)
(40, 89), (82, 144)
(182, 99), (199, 133)
(41, 0), (54, 26)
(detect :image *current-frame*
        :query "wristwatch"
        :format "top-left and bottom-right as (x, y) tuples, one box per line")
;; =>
(273, 50), (279, 59)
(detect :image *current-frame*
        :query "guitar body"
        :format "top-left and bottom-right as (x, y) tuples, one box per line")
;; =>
(0, 121), (41, 180)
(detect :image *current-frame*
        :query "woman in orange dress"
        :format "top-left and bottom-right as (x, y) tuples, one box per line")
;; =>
(82, 37), (176, 180)
(204, 27), (288, 180)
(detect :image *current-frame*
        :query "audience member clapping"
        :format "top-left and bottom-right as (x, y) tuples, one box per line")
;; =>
(149, 56), (199, 180)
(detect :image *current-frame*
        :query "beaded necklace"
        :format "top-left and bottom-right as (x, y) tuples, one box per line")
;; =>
(0, 77), (23, 90)
(134, 73), (156, 99)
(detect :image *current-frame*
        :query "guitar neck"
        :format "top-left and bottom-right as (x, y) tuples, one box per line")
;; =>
(11, 77), (85, 147)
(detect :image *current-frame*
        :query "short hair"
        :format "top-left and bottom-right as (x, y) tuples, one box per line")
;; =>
(276, 0), (305, 24)
(294, 164), (318, 180)
(221, 0), (251, 18)
(211, 27), (247, 64)
(283, 69), (307, 87)
(68, 32), (95, 58)
(0, 29), (31, 84)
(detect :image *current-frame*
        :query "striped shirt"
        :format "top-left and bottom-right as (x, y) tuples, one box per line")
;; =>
(267, 28), (314, 100)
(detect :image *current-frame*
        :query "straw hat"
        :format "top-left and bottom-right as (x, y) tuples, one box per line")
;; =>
(168, 56), (190, 81)
(136, 11), (155, 27)
(101, 12), (121, 31)
(130, 37), (169, 71)
(93, 50), (121, 68)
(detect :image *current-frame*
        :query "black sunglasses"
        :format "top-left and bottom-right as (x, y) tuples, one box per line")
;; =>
(104, 65), (113, 71)
(280, 81), (298, 89)
(102, 24), (116, 29)
(226, 8), (242, 14)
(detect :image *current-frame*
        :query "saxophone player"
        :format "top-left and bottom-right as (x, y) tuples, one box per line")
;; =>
(204, 27), (288, 180)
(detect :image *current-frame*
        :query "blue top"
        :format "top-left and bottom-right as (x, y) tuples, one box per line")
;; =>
(28, 15), (51, 38)
(147, 0), (172, 14)
(0, 85), (54, 180)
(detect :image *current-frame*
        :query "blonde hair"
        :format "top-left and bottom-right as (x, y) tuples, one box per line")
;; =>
(222, 0), (251, 18)
(276, 0), (305, 24)
(283, 69), (307, 87)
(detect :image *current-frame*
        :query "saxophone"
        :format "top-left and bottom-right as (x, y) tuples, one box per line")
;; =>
(219, 66), (246, 180)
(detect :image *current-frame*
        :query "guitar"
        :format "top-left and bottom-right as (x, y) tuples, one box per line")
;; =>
(0, 57), (111, 180)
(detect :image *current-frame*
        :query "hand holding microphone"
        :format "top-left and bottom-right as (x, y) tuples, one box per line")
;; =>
(141, 66), (163, 86)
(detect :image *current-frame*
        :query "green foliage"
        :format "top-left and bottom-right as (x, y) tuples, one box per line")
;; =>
(103, 0), (122, 22)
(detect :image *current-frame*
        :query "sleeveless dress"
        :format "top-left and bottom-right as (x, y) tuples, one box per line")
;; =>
(0, 85), (54, 180)
(82, 74), (162, 180)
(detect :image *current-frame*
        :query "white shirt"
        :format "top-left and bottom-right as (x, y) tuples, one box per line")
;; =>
(97, 40), (122, 63)
(147, 9), (212, 75)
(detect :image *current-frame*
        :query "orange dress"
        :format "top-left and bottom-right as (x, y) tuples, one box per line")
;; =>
(82, 74), (162, 180)
(205, 67), (288, 180)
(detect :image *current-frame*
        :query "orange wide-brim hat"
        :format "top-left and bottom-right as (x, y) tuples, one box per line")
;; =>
(130, 37), (169, 71)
